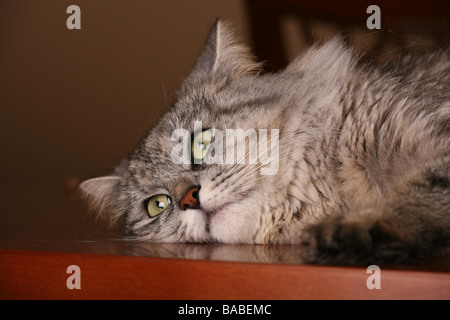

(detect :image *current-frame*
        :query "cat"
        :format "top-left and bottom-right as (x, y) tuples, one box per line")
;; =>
(80, 20), (450, 266)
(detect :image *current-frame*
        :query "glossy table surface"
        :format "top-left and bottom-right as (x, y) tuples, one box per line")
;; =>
(1, 238), (450, 271)
(1, 237), (450, 300)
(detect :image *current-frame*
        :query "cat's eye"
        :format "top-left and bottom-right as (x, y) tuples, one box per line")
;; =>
(146, 195), (171, 218)
(192, 129), (213, 161)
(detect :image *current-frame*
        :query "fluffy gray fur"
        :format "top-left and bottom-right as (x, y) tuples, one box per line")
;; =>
(80, 20), (450, 265)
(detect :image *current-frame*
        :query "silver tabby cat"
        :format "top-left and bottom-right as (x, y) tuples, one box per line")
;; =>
(81, 20), (450, 265)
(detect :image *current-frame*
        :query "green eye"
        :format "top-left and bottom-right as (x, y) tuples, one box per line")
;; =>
(146, 195), (171, 217)
(192, 130), (213, 161)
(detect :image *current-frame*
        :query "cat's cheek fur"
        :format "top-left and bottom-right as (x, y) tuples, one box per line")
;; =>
(209, 204), (260, 244)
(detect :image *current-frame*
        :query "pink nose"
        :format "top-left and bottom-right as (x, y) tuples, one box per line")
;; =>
(180, 187), (200, 210)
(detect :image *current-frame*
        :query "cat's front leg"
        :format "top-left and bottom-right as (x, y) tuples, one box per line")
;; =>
(301, 209), (406, 265)
(300, 172), (450, 266)
(300, 208), (415, 266)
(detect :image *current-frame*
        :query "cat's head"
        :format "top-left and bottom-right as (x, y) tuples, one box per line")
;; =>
(80, 20), (293, 244)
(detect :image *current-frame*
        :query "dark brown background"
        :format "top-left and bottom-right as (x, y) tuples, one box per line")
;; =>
(0, 0), (448, 241)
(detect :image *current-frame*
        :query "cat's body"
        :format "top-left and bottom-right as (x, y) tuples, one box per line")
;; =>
(81, 21), (450, 265)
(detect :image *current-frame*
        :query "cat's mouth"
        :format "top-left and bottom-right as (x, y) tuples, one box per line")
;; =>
(200, 206), (223, 221)
(191, 205), (226, 234)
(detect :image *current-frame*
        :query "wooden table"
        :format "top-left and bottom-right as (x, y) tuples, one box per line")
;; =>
(1, 238), (449, 300)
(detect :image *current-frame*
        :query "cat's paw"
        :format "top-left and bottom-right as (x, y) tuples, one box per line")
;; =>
(300, 212), (413, 266)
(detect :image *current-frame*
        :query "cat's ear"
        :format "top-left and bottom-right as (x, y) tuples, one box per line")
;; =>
(79, 175), (122, 227)
(177, 19), (261, 99)
(285, 37), (354, 79)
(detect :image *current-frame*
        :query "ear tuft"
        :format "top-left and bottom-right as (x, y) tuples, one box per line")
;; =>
(285, 37), (355, 81)
(79, 175), (123, 227)
(210, 20), (261, 80)
(178, 19), (262, 100)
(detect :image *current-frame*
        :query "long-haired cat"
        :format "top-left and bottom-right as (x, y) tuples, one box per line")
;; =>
(80, 20), (450, 266)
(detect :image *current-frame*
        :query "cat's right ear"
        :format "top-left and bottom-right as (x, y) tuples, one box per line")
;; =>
(79, 175), (122, 227)
(177, 19), (261, 100)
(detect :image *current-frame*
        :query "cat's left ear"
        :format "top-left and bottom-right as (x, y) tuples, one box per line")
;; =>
(177, 19), (261, 99)
(79, 175), (123, 227)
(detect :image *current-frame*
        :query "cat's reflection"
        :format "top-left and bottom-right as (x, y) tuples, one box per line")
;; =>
(120, 242), (304, 264)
